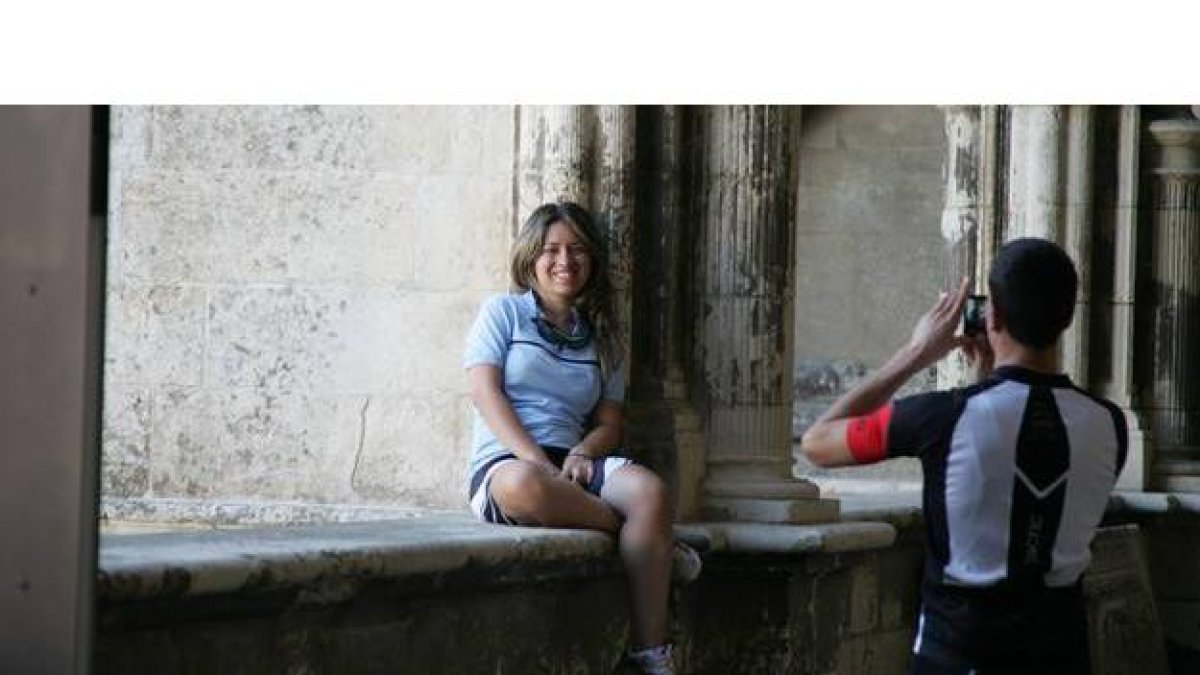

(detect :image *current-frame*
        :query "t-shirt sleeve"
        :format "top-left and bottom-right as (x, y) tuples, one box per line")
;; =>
(463, 296), (512, 370)
(1107, 399), (1129, 478)
(846, 403), (894, 465)
(887, 390), (959, 459)
(601, 359), (627, 402)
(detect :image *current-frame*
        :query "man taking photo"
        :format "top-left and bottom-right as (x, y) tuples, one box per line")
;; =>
(801, 238), (1127, 674)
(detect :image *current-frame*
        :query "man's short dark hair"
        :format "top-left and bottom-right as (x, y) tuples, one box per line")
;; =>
(988, 238), (1078, 350)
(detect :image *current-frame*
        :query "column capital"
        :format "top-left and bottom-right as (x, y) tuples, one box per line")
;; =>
(1149, 119), (1200, 172)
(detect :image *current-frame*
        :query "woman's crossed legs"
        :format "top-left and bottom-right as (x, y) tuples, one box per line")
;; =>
(487, 459), (674, 651)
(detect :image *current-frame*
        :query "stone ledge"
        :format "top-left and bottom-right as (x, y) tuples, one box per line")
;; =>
(99, 513), (612, 603)
(676, 521), (896, 554)
(100, 495), (442, 528)
(1108, 491), (1200, 516)
(835, 493), (923, 528)
(99, 513), (898, 604)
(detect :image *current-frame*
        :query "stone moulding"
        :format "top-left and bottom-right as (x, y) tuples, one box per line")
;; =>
(98, 515), (898, 604)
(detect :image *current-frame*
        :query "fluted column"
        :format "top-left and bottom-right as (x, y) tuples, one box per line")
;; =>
(1113, 107), (1149, 490)
(697, 106), (838, 523)
(1061, 106), (1095, 384)
(654, 108), (708, 519)
(1004, 105), (1095, 383)
(596, 106), (636, 372)
(516, 106), (594, 216)
(976, 106), (1004, 286)
(1006, 106), (1066, 241)
(937, 106), (982, 390)
(1144, 120), (1200, 491)
(515, 105), (636, 376)
(626, 106), (690, 507)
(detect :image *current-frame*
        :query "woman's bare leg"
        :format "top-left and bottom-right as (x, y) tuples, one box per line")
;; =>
(490, 460), (673, 649)
(600, 465), (673, 650)
(488, 460), (621, 533)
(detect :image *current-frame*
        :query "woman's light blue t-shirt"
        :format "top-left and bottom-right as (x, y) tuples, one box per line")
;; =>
(463, 290), (625, 478)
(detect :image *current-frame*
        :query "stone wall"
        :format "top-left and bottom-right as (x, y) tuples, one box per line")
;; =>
(94, 514), (1165, 674)
(95, 517), (924, 675)
(102, 106), (515, 513)
(1108, 496), (1200, 673)
(792, 106), (946, 485)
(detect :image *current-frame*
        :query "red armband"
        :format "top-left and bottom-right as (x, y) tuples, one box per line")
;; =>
(845, 403), (893, 464)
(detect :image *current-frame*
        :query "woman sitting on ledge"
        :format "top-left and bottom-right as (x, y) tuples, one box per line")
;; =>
(463, 201), (697, 675)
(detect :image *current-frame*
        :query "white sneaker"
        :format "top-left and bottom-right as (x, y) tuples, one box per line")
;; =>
(671, 539), (702, 584)
(624, 644), (676, 675)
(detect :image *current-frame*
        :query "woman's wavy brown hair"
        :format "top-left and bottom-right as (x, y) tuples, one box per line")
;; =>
(510, 202), (622, 377)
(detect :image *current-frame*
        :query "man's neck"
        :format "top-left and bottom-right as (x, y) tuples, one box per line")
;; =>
(993, 344), (1059, 374)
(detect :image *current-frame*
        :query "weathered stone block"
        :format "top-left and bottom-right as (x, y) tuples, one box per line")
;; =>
(1143, 519), (1200, 598)
(1084, 525), (1169, 675)
(148, 387), (365, 501)
(101, 386), (153, 497)
(877, 545), (923, 630)
(142, 106), (515, 175)
(848, 561), (880, 635)
(1159, 600), (1200, 665)
(829, 106), (946, 151)
(795, 231), (943, 366)
(847, 628), (914, 675)
(835, 636), (869, 675)
(120, 170), (419, 286)
(797, 151), (943, 231)
(408, 175), (513, 291)
(205, 287), (486, 395)
(206, 286), (359, 392)
(350, 392), (472, 509)
(117, 171), (217, 284)
(811, 559), (853, 667)
(704, 497), (840, 524)
(109, 106), (151, 171)
(104, 285), (205, 385)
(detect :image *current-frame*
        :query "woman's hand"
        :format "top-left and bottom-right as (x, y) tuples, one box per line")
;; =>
(560, 453), (594, 488)
(563, 400), (621, 488)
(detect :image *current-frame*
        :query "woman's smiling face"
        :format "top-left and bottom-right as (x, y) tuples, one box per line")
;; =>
(535, 221), (592, 305)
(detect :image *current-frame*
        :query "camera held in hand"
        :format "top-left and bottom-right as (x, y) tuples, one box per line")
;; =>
(963, 295), (987, 337)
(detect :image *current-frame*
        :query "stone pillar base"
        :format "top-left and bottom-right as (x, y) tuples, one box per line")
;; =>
(703, 478), (840, 523)
(704, 496), (840, 524)
(1151, 455), (1200, 493)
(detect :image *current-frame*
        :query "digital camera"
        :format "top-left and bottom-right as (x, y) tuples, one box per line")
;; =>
(963, 295), (987, 337)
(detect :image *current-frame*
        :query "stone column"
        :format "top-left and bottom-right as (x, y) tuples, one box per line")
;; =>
(516, 106), (594, 218)
(515, 105), (636, 375)
(937, 106), (982, 390)
(1004, 105), (1096, 384)
(1144, 119), (1200, 491)
(626, 106), (690, 508)
(976, 106), (1005, 289)
(1061, 106), (1096, 384)
(697, 106), (838, 523)
(1113, 106), (1150, 490)
(1006, 106), (1066, 241)
(595, 106), (636, 373)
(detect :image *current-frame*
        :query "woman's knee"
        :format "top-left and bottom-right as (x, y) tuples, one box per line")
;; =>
(490, 462), (553, 516)
(617, 468), (671, 521)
